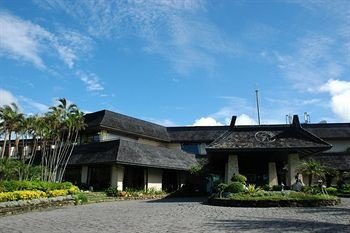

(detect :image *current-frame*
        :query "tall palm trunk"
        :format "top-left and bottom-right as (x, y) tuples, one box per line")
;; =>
(1, 131), (7, 159)
(8, 133), (12, 158)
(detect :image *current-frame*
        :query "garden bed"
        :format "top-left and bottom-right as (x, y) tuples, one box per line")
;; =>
(208, 195), (340, 207)
(85, 191), (168, 203)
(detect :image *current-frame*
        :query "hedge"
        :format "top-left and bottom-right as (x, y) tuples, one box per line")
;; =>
(0, 190), (76, 202)
(0, 181), (80, 202)
(0, 181), (76, 192)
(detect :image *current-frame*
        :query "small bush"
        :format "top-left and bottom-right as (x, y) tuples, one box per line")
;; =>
(325, 187), (337, 195)
(74, 193), (88, 205)
(246, 184), (261, 195)
(225, 182), (245, 193)
(105, 187), (119, 197)
(68, 186), (80, 195)
(47, 189), (68, 197)
(302, 185), (322, 195)
(216, 183), (228, 193)
(272, 185), (283, 191)
(230, 174), (247, 184)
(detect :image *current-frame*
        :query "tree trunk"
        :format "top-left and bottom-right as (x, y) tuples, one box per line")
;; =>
(308, 174), (312, 186)
(1, 132), (7, 159)
(8, 133), (12, 158)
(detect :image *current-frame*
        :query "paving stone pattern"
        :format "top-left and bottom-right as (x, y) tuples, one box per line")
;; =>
(0, 198), (349, 233)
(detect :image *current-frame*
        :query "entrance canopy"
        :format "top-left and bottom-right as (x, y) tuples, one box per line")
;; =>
(207, 115), (331, 156)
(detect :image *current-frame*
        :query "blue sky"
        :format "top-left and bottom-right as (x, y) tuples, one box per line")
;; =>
(1, 0), (350, 126)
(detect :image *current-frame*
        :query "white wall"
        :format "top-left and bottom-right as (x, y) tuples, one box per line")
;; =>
(147, 168), (162, 191)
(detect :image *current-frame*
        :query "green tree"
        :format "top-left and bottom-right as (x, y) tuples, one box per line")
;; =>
(297, 160), (325, 186)
(0, 103), (23, 158)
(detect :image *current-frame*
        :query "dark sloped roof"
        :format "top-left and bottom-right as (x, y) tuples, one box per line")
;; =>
(303, 123), (350, 139)
(167, 126), (229, 142)
(69, 139), (198, 170)
(84, 110), (170, 142)
(207, 123), (332, 155)
(69, 140), (119, 165)
(307, 152), (350, 171)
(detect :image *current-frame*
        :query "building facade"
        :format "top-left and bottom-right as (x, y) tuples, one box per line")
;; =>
(1, 109), (350, 191)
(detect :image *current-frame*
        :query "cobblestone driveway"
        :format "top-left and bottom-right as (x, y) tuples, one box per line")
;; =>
(1, 198), (349, 233)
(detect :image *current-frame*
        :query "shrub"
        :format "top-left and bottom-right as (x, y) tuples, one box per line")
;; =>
(0, 192), (18, 202)
(325, 187), (337, 195)
(231, 174), (247, 184)
(16, 190), (46, 200)
(105, 187), (119, 197)
(47, 189), (68, 197)
(74, 193), (88, 205)
(216, 183), (228, 193)
(145, 188), (165, 195)
(261, 184), (271, 191)
(272, 185), (283, 191)
(0, 190), (46, 202)
(0, 159), (42, 181)
(225, 182), (245, 193)
(302, 185), (322, 195)
(246, 184), (261, 195)
(0, 180), (76, 192)
(68, 186), (80, 195)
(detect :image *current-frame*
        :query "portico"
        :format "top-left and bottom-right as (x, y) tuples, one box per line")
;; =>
(207, 115), (331, 187)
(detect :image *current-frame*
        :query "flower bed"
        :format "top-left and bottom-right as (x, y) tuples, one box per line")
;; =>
(0, 181), (81, 203)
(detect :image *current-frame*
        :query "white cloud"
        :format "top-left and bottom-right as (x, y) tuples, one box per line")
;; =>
(0, 11), (48, 69)
(19, 96), (49, 113)
(192, 117), (223, 126)
(275, 35), (344, 91)
(0, 11), (92, 69)
(235, 114), (258, 125)
(76, 71), (104, 91)
(35, 0), (240, 74)
(192, 114), (257, 126)
(0, 89), (18, 107)
(320, 79), (350, 121)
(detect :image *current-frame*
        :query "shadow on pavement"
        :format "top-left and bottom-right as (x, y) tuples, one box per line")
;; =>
(205, 218), (350, 233)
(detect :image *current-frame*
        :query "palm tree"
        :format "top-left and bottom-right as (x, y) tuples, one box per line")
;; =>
(0, 105), (9, 159)
(298, 160), (325, 186)
(0, 103), (22, 158)
(3, 103), (23, 158)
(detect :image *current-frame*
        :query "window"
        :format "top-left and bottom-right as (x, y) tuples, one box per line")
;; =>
(181, 143), (200, 154)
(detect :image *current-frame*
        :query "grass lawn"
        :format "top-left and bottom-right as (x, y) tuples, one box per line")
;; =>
(84, 192), (119, 203)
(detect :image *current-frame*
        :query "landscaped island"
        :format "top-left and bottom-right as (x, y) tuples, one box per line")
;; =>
(208, 174), (340, 207)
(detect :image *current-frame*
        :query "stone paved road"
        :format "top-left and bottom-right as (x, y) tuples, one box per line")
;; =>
(1, 198), (349, 233)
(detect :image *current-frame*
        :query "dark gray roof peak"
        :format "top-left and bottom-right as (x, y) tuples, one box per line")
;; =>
(84, 110), (170, 142)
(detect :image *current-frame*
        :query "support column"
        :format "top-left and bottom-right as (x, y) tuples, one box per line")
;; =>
(177, 171), (186, 189)
(225, 155), (239, 183)
(81, 166), (89, 184)
(268, 162), (278, 186)
(147, 168), (163, 191)
(111, 164), (125, 191)
(288, 153), (300, 186)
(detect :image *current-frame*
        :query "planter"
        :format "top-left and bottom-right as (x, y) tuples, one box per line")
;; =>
(0, 196), (75, 216)
(208, 197), (340, 207)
